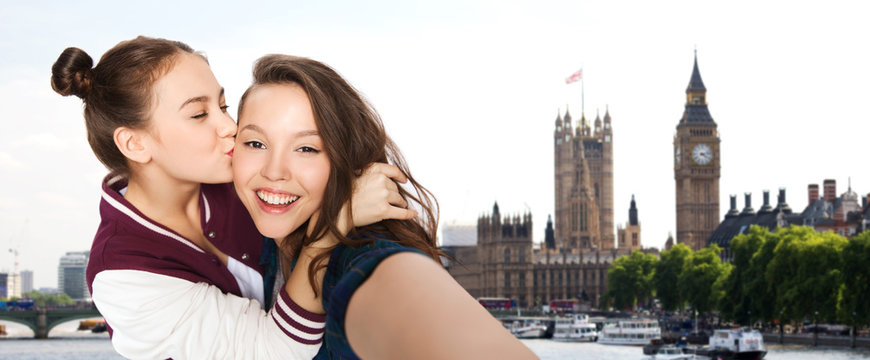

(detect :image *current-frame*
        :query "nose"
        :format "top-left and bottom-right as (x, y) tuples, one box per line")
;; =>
(217, 111), (237, 138)
(261, 148), (290, 182)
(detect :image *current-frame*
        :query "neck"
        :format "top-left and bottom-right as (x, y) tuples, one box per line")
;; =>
(124, 166), (202, 227)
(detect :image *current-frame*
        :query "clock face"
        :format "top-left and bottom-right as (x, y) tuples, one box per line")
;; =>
(675, 145), (681, 166)
(692, 143), (713, 165)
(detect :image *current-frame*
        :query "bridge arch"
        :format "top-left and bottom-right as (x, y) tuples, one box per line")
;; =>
(0, 308), (103, 338)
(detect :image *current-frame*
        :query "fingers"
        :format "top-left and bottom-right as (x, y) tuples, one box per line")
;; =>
(364, 162), (408, 183)
(385, 179), (408, 208)
(384, 206), (418, 221)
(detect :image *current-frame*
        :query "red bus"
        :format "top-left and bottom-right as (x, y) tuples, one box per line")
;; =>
(477, 297), (515, 310)
(548, 299), (580, 314)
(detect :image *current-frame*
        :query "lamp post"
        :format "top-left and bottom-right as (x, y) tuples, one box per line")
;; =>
(813, 310), (819, 347)
(779, 310), (783, 345)
(852, 311), (857, 348)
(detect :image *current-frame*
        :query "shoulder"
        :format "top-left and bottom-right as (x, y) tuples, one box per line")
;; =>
(327, 236), (424, 282)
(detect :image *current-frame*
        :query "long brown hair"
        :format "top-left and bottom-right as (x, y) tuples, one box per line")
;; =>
(238, 54), (442, 293)
(51, 36), (198, 175)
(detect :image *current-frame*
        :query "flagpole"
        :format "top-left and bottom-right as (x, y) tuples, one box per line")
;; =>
(581, 69), (585, 118)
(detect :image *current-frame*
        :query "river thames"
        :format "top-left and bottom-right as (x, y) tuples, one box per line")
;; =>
(2, 321), (870, 359)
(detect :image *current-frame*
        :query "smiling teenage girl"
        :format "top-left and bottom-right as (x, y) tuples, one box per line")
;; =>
(51, 36), (411, 359)
(233, 55), (538, 359)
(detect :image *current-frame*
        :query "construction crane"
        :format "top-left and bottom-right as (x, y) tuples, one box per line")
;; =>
(8, 247), (19, 274)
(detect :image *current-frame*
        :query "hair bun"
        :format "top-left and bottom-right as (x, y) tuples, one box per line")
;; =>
(51, 47), (94, 99)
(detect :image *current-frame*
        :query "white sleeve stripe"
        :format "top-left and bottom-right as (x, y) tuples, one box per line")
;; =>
(270, 307), (325, 342)
(275, 291), (326, 330)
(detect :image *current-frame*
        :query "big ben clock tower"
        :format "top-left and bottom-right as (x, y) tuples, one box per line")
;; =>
(674, 52), (720, 251)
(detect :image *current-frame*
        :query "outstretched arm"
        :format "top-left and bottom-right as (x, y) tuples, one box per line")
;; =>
(344, 252), (539, 360)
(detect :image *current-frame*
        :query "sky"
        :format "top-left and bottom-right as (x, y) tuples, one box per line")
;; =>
(1, 1), (869, 289)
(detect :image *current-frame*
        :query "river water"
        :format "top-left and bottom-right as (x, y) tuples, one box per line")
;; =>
(3, 321), (870, 359)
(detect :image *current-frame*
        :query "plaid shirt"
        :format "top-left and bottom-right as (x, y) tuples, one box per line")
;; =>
(314, 236), (422, 360)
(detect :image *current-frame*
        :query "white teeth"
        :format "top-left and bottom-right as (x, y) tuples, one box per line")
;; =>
(256, 190), (299, 205)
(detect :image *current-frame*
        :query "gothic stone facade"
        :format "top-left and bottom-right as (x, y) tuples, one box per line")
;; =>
(442, 204), (645, 309)
(554, 108), (614, 250)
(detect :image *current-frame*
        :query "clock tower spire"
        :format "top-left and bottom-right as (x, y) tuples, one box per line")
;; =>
(674, 52), (721, 251)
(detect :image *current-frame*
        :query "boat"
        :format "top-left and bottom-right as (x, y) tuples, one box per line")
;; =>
(552, 314), (598, 342)
(686, 328), (766, 360)
(504, 318), (549, 339)
(642, 344), (702, 360)
(597, 318), (661, 345)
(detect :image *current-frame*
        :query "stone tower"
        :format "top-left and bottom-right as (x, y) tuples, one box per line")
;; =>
(554, 107), (614, 251)
(477, 202), (534, 307)
(674, 52), (721, 251)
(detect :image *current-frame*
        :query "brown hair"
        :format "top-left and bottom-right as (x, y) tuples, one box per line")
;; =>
(51, 36), (198, 175)
(238, 55), (442, 293)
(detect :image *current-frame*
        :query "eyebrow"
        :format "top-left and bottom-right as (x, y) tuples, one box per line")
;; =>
(239, 124), (319, 139)
(178, 87), (225, 111)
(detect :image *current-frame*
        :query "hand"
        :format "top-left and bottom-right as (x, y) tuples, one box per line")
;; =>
(337, 163), (418, 234)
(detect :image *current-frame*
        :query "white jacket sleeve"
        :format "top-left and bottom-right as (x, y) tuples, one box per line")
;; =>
(92, 269), (324, 360)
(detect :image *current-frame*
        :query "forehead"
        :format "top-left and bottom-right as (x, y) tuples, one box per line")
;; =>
(152, 53), (221, 107)
(239, 83), (316, 130)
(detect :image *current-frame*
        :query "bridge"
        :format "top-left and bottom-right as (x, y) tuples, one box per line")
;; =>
(0, 308), (103, 338)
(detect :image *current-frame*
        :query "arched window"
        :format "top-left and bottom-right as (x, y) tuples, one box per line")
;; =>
(504, 248), (511, 263)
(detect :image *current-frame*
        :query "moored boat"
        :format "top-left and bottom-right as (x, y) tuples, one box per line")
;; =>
(598, 318), (661, 345)
(642, 344), (702, 360)
(687, 328), (766, 360)
(505, 318), (549, 339)
(552, 314), (598, 342)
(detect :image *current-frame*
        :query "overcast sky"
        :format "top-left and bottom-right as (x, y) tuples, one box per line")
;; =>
(1, 1), (869, 288)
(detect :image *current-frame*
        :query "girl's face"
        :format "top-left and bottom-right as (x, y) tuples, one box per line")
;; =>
(233, 83), (330, 240)
(142, 53), (236, 184)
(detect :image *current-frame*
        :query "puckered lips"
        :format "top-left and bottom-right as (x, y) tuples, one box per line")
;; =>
(254, 188), (300, 214)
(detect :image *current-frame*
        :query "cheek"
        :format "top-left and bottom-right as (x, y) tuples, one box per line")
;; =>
(232, 153), (258, 183)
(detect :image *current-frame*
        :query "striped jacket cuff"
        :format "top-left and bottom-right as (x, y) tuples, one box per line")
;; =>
(271, 289), (326, 345)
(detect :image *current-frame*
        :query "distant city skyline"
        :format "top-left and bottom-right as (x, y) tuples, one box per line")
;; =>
(1, 1), (869, 288)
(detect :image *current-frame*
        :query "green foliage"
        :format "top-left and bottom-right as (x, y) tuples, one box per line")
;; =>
(606, 250), (657, 310)
(678, 245), (729, 315)
(21, 291), (75, 307)
(653, 243), (691, 311)
(719, 225), (769, 324)
(839, 231), (870, 325)
(767, 226), (847, 324)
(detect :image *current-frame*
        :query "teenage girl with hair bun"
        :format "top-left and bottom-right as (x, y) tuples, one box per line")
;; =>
(51, 36), (413, 359)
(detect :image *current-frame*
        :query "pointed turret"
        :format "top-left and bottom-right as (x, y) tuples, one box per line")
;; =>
(603, 106), (612, 126)
(678, 51), (715, 126)
(629, 194), (638, 226)
(687, 50), (707, 91)
(545, 215), (555, 250)
(594, 110), (602, 136)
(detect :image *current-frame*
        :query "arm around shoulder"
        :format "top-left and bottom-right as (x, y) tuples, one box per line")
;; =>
(345, 252), (538, 360)
(92, 270), (322, 359)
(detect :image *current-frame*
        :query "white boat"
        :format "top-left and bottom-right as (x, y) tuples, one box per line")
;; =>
(597, 318), (661, 345)
(691, 328), (766, 360)
(552, 314), (598, 342)
(507, 319), (549, 339)
(642, 345), (701, 360)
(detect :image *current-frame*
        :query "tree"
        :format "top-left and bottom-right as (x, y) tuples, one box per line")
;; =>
(719, 225), (768, 324)
(605, 250), (657, 310)
(21, 291), (74, 307)
(767, 226), (846, 325)
(838, 230), (870, 328)
(678, 245), (729, 317)
(653, 243), (691, 312)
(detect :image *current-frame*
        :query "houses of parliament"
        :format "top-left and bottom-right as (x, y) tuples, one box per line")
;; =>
(442, 54), (720, 309)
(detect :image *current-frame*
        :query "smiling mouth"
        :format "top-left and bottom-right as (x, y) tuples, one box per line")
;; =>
(256, 190), (300, 207)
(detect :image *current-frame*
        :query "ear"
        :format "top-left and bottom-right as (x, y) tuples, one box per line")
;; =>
(114, 127), (152, 164)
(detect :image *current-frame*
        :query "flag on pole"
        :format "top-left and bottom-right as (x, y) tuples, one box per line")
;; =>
(565, 69), (583, 84)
